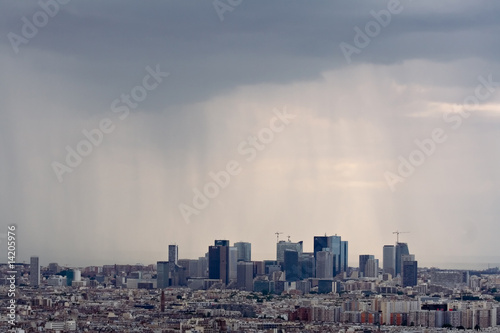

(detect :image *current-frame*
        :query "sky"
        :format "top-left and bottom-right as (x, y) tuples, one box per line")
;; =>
(1, 0), (500, 268)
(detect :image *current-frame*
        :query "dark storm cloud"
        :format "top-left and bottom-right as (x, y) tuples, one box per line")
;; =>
(2, 0), (500, 111)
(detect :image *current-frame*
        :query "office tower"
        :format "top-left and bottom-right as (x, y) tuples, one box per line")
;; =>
(234, 242), (251, 262)
(365, 258), (379, 278)
(66, 269), (74, 286)
(209, 245), (228, 284)
(395, 242), (410, 277)
(48, 262), (60, 275)
(237, 262), (254, 291)
(215, 240), (230, 247)
(383, 245), (396, 277)
(228, 246), (238, 282)
(197, 256), (208, 278)
(341, 240), (349, 272)
(402, 260), (418, 287)
(300, 252), (315, 279)
(157, 261), (170, 288)
(276, 240), (303, 264)
(284, 250), (300, 282)
(316, 251), (334, 279)
(314, 235), (343, 274)
(168, 245), (178, 271)
(359, 255), (374, 277)
(30, 256), (40, 286)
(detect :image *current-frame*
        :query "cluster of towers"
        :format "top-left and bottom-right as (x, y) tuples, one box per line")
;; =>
(156, 233), (417, 289)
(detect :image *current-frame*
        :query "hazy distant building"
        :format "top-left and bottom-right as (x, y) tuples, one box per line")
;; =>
(168, 245), (178, 272)
(383, 245), (396, 277)
(215, 240), (230, 247)
(402, 260), (418, 287)
(234, 242), (251, 262)
(30, 256), (40, 286)
(48, 262), (60, 275)
(314, 235), (342, 274)
(395, 242), (410, 277)
(284, 250), (300, 281)
(341, 240), (349, 272)
(209, 245), (228, 284)
(359, 255), (374, 278)
(228, 246), (238, 282)
(300, 252), (315, 279)
(316, 251), (334, 279)
(277, 240), (303, 264)
(237, 262), (254, 291)
(365, 258), (379, 278)
(157, 261), (169, 289)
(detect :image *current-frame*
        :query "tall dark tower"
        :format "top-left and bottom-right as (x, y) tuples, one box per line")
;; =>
(284, 250), (300, 282)
(314, 235), (343, 275)
(160, 290), (165, 312)
(395, 243), (410, 277)
(209, 245), (228, 284)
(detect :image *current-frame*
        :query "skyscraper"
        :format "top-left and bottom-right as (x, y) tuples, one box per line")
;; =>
(314, 235), (344, 274)
(284, 250), (300, 282)
(277, 240), (303, 264)
(402, 260), (418, 287)
(237, 262), (254, 291)
(300, 252), (315, 279)
(341, 240), (349, 272)
(215, 240), (230, 247)
(395, 243), (410, 277)
(157, 261), (169, 289)
(228, 246), (238, 282)
(383, 245), (396, 277)
(209, 245), (228, 284)
(234, 242), (251, 262)
(168, 244), (178, 272)
(316, 251), (334, 279)
(364, 258), (379, 278)
(359, 254), (374, 277)
(30, 256), (40, 286)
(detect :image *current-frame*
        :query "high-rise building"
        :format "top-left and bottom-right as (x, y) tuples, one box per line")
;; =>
(228, 246), (238, 282)
(234, 242), (251, 262)
(341, 240), (349, 272)
(314, 235), (343, 275)
(168, 245), (178, 272)
(383, 245), (396, 277)
(359, 255), (374, 277)
(402, 260), (418, 287)
(30, 256), (40, 286)
(300, 252), (315, 279)
(157, 261), (169, 289)
(277, 240), (303, 264)
(215, 240), (230, 247)
(395, 242), (410, 277)
(237, 262), (254, 291)
(209, 245), (228, 284)
(365, 258), (379, 278)
(316, 251), (334, 279)
(284, 250), (300, 282)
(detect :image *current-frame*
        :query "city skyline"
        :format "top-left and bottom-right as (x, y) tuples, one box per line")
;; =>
(2, 1), (500, 269)
(11, 234), (500, 272)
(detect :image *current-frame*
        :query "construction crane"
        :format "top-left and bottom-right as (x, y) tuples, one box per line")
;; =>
(275, 232), (283, 243)
(393, 230), (410, 243)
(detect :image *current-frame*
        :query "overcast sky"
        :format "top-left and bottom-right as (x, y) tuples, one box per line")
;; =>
(1, 0), (500, 268)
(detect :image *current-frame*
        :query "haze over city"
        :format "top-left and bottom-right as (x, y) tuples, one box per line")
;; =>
(1, 1), (500, 269)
